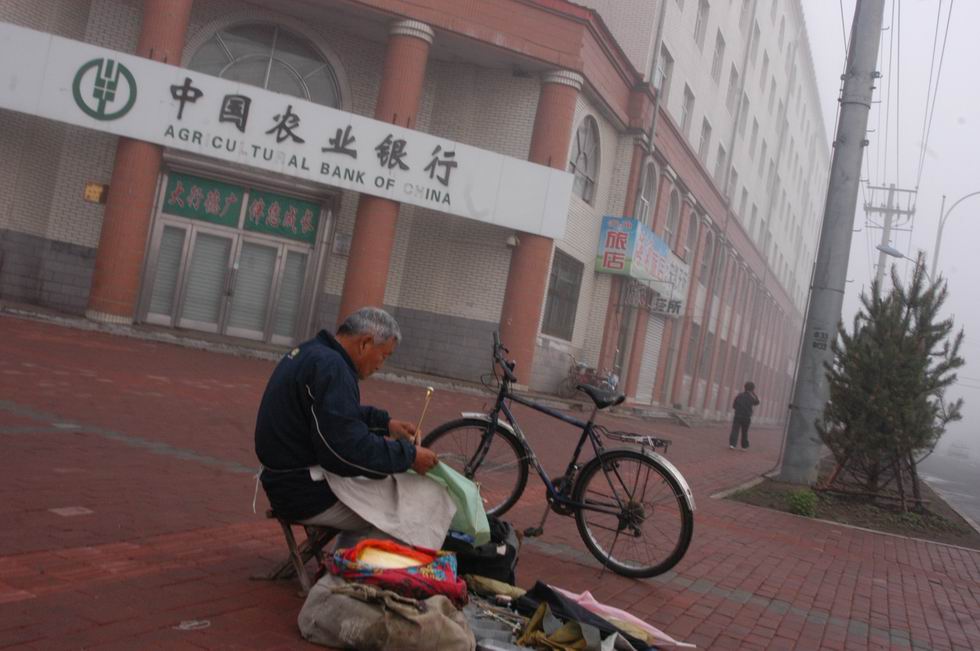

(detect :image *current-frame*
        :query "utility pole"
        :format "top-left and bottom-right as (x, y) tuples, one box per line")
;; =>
(868, 183), (916, 285)
(778, 0), (886, 485)
(873, 184), (896, 286)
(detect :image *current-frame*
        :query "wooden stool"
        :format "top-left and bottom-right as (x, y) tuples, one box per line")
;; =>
(252, 509), (338, 594)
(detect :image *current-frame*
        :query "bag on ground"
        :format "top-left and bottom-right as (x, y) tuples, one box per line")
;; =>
(298, 573), (476, 651)
(443, 516), (521, 585)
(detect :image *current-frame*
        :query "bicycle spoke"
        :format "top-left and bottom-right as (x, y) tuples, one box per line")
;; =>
(575, 451), (692, 577)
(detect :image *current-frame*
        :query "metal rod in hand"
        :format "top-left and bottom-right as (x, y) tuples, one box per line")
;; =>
(413, 386), (434, 445)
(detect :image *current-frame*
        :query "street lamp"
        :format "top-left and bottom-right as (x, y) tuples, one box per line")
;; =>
(932, 191), (980, 279)
(876, 244), (933, 282)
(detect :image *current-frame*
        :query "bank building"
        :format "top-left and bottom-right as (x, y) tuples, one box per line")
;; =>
(0, 0), (829, 424)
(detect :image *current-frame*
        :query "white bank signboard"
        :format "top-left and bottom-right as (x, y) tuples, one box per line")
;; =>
(0, 23), (572, 238)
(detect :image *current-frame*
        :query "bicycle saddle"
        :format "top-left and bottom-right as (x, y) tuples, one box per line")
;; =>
(577, 384), (626, 409)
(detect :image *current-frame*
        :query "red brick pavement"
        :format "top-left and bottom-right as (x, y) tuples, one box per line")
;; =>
(1, 314), (979, 650)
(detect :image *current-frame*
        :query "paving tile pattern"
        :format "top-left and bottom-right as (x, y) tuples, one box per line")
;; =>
(1, 314), (978, 650)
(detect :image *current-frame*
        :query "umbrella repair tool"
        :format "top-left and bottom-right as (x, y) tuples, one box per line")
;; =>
(413, 386), (435, 445)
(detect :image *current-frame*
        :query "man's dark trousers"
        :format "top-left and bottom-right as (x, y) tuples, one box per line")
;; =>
(729, 417), (750, 448)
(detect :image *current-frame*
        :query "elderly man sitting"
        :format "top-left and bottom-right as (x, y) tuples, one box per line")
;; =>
(254, 307), (440, 545)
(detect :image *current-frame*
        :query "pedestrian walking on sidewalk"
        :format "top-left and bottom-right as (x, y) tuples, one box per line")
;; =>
(729, 381), (760, 450)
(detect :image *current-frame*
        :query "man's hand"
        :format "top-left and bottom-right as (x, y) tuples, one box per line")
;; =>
(388, 419), (418, 442)
(411, 446), (439, 474)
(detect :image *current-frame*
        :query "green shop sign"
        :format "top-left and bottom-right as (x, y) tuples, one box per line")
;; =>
(244, 190), (320, 244)
(162, 172), (244, 228)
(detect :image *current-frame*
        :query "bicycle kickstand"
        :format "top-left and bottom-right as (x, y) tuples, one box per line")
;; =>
(523, 501), (552, 538)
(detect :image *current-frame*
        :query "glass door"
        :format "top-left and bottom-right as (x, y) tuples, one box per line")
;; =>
(225, 239), (280, 340)
(176, 229), (235, 333)
(145, 223), (189, 326)
(270, 247), (310, 345)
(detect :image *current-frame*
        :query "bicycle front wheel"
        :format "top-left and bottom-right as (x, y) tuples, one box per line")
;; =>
(573, 449), (693, 578)
(422, 418), (529, 517)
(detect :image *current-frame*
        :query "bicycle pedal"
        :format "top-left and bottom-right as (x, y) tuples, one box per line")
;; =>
(522, 527), (544, 538)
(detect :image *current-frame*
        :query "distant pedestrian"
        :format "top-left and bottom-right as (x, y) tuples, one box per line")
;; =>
(729, 381), (760, 450)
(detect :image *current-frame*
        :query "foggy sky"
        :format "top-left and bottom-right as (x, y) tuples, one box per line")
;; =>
(801, 0), (980, 453)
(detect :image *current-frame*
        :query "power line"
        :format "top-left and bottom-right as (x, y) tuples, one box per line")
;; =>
(881, 0), (896, 182)
(914, 0), (944, 190)
(915, 0), (955, 190)
(895, 0), (901, 187)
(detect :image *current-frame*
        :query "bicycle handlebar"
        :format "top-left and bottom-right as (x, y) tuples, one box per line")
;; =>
(491, 332), (517, 382)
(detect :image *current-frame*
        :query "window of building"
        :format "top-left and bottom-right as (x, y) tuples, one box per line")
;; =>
(750, 203), (758, 240)
(654, 45), (674, 105)
(665, 190), (681, 250)
(768, 78), (776, 113)
(700, 230), (715, 285)
(542, 249), (583, 341)
(760, 51), (769, 90)
(738, 94), (749, 135)
(684, 212), (699, 261)
(727, 167), (738, 201)
(770, 0), (778, 23)
(569, 116), (600, 204)
(635, 160), (659, 226)
(778, 16), (786, 50)
(750, 23), (761, 64)
(681, 85), (695, 137)
(189, 23), (341, 107)
(711, 31), (725, 82)
(694, 0), (709, 50)
(714, 144), (727, 187)
(758, 140), (767, 176)
(698, 118), (712, 164)
(749, 118), (759, 158)
(725, 65), (739, 113)
(739, 187), (748, 218)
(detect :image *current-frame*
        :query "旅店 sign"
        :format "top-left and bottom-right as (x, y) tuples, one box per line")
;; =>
(0, 22), (572, 238)
(596, 215), (690, 315)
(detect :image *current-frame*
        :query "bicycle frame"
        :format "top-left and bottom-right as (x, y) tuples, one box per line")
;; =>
(473, 372), (626, 518)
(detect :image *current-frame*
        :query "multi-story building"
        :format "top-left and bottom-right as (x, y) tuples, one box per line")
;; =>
(0, 0), (828, 424)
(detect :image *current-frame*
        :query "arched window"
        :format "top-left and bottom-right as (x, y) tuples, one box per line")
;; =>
(189, 23), (341, 107)
(569, 116), (600, 204)
(683, 211), (699, 262)
(634, 160), (658, 226)
(664, 190), (681, 250)
(699, 230), (714, 285)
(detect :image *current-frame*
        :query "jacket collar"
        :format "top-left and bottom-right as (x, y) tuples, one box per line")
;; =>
(317, 330), (358, 377)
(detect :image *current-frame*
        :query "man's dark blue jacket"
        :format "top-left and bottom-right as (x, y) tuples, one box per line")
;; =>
(254, 330), (416, 521)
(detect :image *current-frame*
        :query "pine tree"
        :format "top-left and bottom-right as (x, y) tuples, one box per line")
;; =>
(817, 259), (964, 509)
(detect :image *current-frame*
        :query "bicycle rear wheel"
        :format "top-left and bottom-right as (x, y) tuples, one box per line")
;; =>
(573, 449), (693, 577)
(422, 418), (529, 517)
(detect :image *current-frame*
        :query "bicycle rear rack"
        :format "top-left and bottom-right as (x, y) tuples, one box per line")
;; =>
(595, 425), (671, 454)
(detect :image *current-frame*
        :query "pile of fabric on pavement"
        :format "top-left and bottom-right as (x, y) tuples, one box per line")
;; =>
(297, 516), (694, 651)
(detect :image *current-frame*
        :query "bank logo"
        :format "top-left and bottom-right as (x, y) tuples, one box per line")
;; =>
(72, 58), (137, 120)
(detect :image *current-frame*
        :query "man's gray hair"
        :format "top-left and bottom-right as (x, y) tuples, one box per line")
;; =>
(337, 307), (402, 343)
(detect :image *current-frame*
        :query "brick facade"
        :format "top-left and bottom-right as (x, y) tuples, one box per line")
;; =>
(0, 0), (827, 422)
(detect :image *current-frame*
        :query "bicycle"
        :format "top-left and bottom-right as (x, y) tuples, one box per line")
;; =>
(422, 333), (695, 578)
(557, 355), (619, 399)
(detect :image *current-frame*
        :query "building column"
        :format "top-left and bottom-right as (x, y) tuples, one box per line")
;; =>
(86, 0), (193, 323)
(699, 250), (735, 412)
(623, 293), (650, 400)
(599, 136), (647, 374)
(731, 278), (760, 401)
(714, 264), (745, 412)
(668, 218), (709, 407)
(498, 70), (582, 381)
(686, 240), (725, 409)
(652, 193), (695, 404)
(337, 19), (434, 324)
